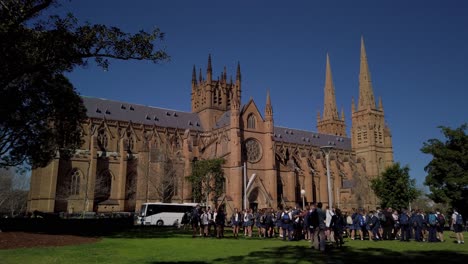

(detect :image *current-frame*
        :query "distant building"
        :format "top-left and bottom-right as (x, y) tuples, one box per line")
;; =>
(28, 38), (393, 214)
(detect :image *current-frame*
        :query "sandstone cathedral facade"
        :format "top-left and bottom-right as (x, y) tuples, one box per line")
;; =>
(27, 38), (393, 215)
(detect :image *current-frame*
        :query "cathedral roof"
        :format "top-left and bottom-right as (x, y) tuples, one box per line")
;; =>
(214, 111), (231, 129)
(273, 126), (351, 150)
(82, 97), (204, 131)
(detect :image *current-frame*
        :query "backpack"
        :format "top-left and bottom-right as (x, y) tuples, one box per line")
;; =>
(359, 214), (366, 227)
(437, 214), (445, 226)
(400, 213), (409, 225)
(428, 213), (437, 226)
(282, 212), (291, 224)
(456, 213), (463, 225)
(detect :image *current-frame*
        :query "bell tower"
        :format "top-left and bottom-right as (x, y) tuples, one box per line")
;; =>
(351, 37), (393, 179)
(191, 55), (241, 129)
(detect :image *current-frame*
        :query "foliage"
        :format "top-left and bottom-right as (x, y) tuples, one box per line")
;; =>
(371, 163), (419, 210)
(0, 0), (169, 168)
(0, 168), (29, 216)
(410, 188), (450, 215)
(187, 158), (225, 206)
(421, 123), (468, 213)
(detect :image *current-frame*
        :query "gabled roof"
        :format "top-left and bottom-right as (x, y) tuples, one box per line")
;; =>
(82, 97), (204, 131)
(273, 126), (351, 150)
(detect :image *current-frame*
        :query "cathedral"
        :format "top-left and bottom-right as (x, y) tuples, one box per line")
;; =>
(27, 38), (393, 215)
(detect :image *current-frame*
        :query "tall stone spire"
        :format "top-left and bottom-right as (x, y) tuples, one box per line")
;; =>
(265, 89), (273, 120)
(192, 65), (197, 84)
(358, 36), (376, 111)
(322, 53), (339, 120)
(207, 54), (212, 83)
(236, 62), (241, 82)
(317, 53), (346, 136)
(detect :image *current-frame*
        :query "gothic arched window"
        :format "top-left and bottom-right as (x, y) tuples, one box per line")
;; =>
(69, 168), (82, 196)
(247, 114), (256, 129)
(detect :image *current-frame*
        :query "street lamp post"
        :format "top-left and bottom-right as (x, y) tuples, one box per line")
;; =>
(243, 162), (247, 210)
(300, 189), (306, 209)
(320, 146), (334, 210)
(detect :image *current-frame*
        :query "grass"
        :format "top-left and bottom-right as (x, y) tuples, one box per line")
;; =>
(1, 227), (467, 264)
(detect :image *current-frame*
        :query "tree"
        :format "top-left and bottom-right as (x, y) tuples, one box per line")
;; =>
(150, 143), (179, 203)
(188, 159), (225, 207)
(371, 163), (419, 210)
(421, 124), (468, 213)
(0, 0), (169, 168)
(0, 168), (29, 216)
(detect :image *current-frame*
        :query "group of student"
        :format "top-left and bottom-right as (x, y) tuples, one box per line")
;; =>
(186, 203), (466, 249)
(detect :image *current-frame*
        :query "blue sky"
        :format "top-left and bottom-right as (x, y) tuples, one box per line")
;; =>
(56, 0), (467, 187)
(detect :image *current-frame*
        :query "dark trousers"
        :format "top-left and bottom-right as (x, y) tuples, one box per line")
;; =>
(400, 224), (410, 241)
(382, 225), (393, 240)
(372, 227), (380, 240)
(428, 225), (437, 242)
(415, 226), (423, 241)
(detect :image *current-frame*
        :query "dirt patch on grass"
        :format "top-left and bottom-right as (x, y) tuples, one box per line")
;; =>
(0, 232), (100, 249)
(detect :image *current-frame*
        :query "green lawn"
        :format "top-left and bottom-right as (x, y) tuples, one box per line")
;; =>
(1, 228), (467, 264)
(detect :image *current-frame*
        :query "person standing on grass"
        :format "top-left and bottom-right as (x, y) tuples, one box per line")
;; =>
(215, 207), (225, 238)
(276, 206), (283, 238)
(451, 208), (465, 244)
(231, 208), (242, 239)
(435, 209), (446, 242)
(308, 203), (318, 248)
(427, 210), (439, 242)
(264, 208), (273, 238)
(191, 205), (201, 238)
(316, 202), (327, 252)
(281, 207), (293, 241)
(413, 209), (424, 242)
(399, 209), (410, 242)
(200, 208), (209, 237)
(330, 208), (345, 247)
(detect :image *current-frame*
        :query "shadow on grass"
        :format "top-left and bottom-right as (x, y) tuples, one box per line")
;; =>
(105, 226), (193, 239)
(148, 244), (468, 264)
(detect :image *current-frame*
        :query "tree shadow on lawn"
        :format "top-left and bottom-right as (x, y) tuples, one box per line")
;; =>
(149, 244), (468, 264)
(105, 226), (193, 239)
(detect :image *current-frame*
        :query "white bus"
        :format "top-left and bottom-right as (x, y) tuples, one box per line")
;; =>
(138, 202), (198, 226)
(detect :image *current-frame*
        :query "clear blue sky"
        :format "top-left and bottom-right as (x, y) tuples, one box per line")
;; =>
(56, 0), (468, 188)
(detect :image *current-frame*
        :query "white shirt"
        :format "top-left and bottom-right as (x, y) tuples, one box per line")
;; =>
(452, 212), (459, 225)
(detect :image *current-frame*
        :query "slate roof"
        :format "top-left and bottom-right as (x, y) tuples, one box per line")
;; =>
(82, 96), (204, 131)
(273, 126), (351, 151)
(82, 97), (351, 150)
(214, 111), (231, 129)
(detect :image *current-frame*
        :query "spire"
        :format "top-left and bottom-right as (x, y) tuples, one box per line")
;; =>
(223, 66), (227, 83)
(236, 62), (241, 82)
(358, 36), (376, 110)
(265, 89), (273, 119)
(378, 96), (383, 111)
(207, 54), (212, 83)
(192, 65), (197, 84)
(322, 53), (339, 120)
(341, 107), (345, 121)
